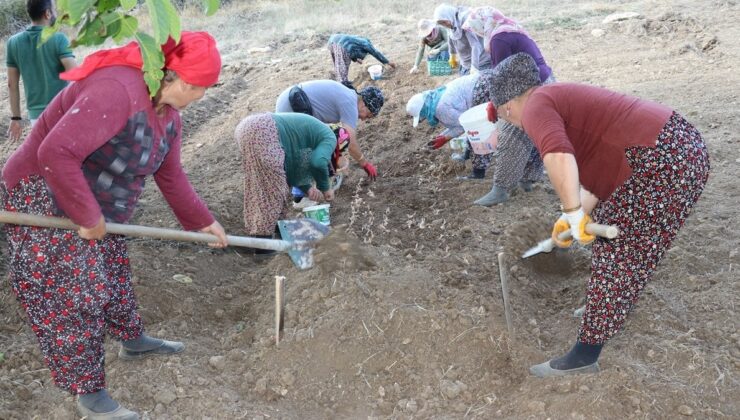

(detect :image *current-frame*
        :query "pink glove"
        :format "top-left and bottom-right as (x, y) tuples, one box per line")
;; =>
(362, 162), (378, 181)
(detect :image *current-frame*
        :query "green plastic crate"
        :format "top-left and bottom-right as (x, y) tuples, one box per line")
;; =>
(427, 59), (452, 76)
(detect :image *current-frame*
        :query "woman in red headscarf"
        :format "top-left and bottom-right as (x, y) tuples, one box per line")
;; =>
(1, 31), (225, 419)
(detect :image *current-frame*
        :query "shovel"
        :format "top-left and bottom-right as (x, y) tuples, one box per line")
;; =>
(0, 211), (329, 270)
(521, 223), (619, 259)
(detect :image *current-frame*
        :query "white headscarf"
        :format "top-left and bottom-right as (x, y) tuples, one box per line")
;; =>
(434, 4), (470, 41)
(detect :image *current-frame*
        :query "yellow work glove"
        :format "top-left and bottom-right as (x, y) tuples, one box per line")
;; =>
(448, 54), (458, 69)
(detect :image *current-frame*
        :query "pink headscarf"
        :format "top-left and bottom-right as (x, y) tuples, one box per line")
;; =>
(462, 7), (529, 46)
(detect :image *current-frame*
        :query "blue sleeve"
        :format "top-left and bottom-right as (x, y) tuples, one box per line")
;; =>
(362, 38), (389, 64)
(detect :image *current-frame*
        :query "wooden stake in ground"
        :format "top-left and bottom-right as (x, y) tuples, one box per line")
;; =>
(497, 252), (514, 335)
(275, 275), (286, 346)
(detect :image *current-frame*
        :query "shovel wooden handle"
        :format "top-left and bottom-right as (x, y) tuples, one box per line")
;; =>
(570, 223), (619, 240)
(0, 210), (292, 251)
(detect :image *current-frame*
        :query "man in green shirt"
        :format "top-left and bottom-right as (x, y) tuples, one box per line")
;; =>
(6, 0), (76, 141)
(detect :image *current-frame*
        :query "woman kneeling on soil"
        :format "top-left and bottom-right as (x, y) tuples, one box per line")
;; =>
(235, 112), (336, 251)
(1, 32), (227, 419)
(410, 19), (450, 74)
(462, 6), (555, 206)
(489, 53), (710, 377)
(405, 71), (495, 180)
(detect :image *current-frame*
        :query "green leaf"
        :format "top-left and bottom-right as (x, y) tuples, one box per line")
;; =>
(74, 15), (106, 46)
(97, 0), (120, 13)
(0, 352), (4, 363)
(146, 0), (181, 44)
(114, 15), (138, 43)
(135, 32), (165, 96)
(62, 0), (95, 25)
(121, 0), (138, 11)
(202, 0), (220, 16)
(40, 25), (58, 44)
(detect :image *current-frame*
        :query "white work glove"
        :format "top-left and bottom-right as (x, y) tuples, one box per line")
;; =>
(551, 208), (596, 247)
(409, 65), (418, 74)
(564, 208), (596, 245)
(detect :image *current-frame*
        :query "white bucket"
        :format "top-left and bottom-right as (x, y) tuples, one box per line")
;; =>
(368, 65), (383, 80)
(459, 103), (497, 155)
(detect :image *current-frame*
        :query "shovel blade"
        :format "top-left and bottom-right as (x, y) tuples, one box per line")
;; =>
(278, 219), (330, 270)
(521, 246), (543, 259)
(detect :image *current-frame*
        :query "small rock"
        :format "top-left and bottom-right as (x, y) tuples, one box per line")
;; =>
(647, 349), (656, 359)
(155, 389), (177, 405)
(602, 12), (642, 24)
(402, 338), (412, 345)
(254, 378), (268, 394)
(16, 387), (32, 401)
(591, 28), (606, 37)
(214, 309), (224, 318)
(406, 399), (418, 413)
(578, 385), (590, 392)
(209, 355), (226, 370)
(527, 400), (546, 412)
(378, 386), (386, 397)
(280, 370), (296, 387)
(678, 405), (693, 416)
(440, 380), (461, 399)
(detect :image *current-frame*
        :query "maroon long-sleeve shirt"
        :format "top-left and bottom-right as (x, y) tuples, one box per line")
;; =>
(2, 66), (214, 230)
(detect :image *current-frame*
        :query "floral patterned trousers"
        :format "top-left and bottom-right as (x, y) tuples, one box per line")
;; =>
(2, 176), (143, 394)
(580, 113), (710, 344)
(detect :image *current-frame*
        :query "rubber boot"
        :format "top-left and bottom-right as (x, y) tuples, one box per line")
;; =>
(473, 185), (509, 206)
(77, 390), (139, 420)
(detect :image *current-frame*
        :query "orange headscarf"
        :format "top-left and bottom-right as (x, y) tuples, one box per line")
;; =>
(60, 31), (221, 87)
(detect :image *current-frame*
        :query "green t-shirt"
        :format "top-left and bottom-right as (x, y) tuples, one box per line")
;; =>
(271, 113), (336, 193)
(6, 26), (74, 119)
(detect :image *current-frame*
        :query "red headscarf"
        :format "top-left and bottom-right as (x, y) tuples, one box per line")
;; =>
(60, 31), (221, 87)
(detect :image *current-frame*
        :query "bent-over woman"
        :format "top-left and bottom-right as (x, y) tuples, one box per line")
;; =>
(463, 6), (555, 206)
(489, 53), (710, 377)
(410, 19), (449, 74)
(275, 80), (382, 181)
(1, 32), (227, 419)
(433, 3), (491, 75)
(235, 112), (336, 252)
(327, 33), (396, 85)
(405, 72), (493, 179)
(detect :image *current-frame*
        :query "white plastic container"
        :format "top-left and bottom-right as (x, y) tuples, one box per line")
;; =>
(302, 204), (331, 225)
(459, 103), (497, 155)
(368, 65), (383, 80)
